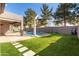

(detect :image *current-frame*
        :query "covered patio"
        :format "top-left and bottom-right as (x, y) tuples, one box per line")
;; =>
(0, 11), (24, 36)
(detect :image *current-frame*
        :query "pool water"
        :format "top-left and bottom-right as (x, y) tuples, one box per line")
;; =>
(25, 31), (45, 36)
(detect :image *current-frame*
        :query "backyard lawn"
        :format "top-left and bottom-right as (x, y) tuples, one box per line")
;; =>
(0, 33), (79, 56)
(20, 33), (79, 56)
(0, 43), (22, 56)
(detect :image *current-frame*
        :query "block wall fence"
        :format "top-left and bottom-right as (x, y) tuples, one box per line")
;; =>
(25, 26), (78, 35)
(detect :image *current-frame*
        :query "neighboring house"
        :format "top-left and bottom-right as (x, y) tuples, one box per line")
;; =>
(46, 17), (56, 27)
(46, 17), (77, 27)
(0, 3), (5, 14)
(0, 11), (23, 36)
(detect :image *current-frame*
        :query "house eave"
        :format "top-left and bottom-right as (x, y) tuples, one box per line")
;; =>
(0, 17), (21, 23)
(0, 11), (23, 23)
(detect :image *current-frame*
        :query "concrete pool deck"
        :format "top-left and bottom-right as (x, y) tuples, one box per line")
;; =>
(0, 36), (34, 43)
(0, 33), (50, 43)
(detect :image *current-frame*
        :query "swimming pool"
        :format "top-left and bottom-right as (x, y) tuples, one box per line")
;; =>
(25, 31), (47, 36)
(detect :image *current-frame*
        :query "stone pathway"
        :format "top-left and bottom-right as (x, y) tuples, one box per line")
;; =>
(11, 42), (37, 56)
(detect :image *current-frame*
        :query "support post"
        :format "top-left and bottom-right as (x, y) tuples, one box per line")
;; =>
(20, 19), (24, 36)
(33, 17), (37, 36)
(33, 15), (38, 36)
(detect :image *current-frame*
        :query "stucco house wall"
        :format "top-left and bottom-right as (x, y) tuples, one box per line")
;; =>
(0, 21), (10, 35)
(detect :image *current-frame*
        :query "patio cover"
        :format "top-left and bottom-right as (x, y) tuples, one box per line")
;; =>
(0, 11), (23, 22)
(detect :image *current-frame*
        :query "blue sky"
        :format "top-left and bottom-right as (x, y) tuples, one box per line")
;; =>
(5, 3), (59, 16)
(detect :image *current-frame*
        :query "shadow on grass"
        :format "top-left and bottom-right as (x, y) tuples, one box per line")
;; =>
(36, 35), (79, 56)
(40, 33), (61, 38)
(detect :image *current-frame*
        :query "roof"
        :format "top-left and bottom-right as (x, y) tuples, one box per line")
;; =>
(0, 11), (23, 22)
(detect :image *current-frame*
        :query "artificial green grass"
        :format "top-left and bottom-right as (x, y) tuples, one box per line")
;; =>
(20, 34), (79, 56)
(0, 43), (22, 56)
(0, 34), (79, 56)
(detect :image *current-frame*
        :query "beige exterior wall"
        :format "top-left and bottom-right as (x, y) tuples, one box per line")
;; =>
(0, 21), (10, 35)
(0, 20), (21, 35)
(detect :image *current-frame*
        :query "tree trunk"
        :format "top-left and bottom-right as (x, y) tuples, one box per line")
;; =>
(63, 18), (67, 35)
(63, 4), (66, 27)
(63, 5), (67, 34)
(64, 20), (66, 27)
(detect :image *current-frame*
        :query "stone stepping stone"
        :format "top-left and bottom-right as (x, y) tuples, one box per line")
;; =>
(23, 50), (36, 56)
(12, 42), (20, 46)
(15, 44), (23, 48)
(36, 55), (39, 56)
(11, 42), (15, 44)
(18, 47), (28, 52)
